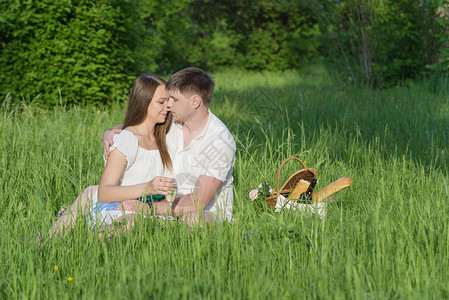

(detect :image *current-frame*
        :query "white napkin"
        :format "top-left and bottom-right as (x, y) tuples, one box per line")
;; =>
(274, 195), (327, 218)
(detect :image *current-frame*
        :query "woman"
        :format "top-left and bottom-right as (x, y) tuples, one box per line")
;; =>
(49, 74), (176, 237)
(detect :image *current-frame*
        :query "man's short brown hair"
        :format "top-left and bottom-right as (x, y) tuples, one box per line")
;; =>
(166, 67), (215, 105)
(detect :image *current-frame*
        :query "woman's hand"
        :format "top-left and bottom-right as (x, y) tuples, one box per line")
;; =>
(103, 128), (122, 160)
(147, 176), (176, 195)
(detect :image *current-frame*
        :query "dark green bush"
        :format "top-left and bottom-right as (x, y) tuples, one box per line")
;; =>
(431, 4), (449, 73)
(137, 0), (194, 74)
(186, 0), (322, 71)
(0, 0), (146, 106)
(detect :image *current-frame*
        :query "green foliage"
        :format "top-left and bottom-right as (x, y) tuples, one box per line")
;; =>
(187, 0), (322, 70)
(136, 0), (194, 73)
(0, 0), (146, 106)
(1, 0), (449, 106)
(321, 0), (447, 87)
(430, 3), (449, 72)
(375, 0), (444, 82)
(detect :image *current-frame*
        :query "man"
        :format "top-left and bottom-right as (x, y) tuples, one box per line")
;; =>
(104, 67), (236, 224)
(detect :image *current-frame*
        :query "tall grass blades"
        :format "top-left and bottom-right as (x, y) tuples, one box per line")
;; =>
(1, 69), (448, 298)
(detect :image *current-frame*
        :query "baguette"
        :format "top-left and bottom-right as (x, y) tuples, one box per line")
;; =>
(312, 177), (352, 203)
(288, 179), (312, 200)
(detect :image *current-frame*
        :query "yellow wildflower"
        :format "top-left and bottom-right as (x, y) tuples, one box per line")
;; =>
(54, 266), (58, 271)
(68, 277), (73, 282)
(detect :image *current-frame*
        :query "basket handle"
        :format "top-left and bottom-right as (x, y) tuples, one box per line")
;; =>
(275, 157), (307, 193)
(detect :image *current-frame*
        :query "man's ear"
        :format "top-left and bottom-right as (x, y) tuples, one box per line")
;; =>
(192, 95), (202, 109)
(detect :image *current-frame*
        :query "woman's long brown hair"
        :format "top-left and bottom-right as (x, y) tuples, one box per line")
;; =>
(122, 74), (173, 172)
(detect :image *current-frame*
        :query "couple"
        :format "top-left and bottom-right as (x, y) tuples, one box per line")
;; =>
(50, 67), (235, 237)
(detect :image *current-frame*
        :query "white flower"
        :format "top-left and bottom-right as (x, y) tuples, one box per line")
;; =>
(249, 189), (259, 201)
(258, 183), (263, 189)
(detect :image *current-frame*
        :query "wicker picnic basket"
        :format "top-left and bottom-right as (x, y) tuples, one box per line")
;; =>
(266, 157), (319, 208)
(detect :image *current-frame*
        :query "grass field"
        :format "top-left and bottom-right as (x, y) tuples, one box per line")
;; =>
(1, 67), (448, 299)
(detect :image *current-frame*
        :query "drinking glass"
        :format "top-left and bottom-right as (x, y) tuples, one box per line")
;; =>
(163, 172), (177, 218)
(166, 186), (177, 218)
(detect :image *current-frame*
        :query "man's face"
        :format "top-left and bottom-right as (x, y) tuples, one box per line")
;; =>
(166, 90), (193, 123)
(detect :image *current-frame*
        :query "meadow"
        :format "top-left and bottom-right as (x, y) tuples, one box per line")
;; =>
(1, 67), (448, 299)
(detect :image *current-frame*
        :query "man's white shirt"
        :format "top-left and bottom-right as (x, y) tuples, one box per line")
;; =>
(166, 111), (236, 221)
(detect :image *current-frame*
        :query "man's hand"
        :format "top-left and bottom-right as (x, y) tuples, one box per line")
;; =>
(103, 128), (122, 160)
(155, 175), (222, 217)
(118, 200), (151, 215)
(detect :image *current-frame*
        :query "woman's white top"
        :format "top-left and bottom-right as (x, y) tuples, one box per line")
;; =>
(89, 129), (163, 227)
(108, 129), (164, 185)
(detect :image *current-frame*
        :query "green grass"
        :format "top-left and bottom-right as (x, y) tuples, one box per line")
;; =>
(1, 68), (448, 299)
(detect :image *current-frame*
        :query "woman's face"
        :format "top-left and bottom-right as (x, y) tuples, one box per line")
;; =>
(147, 85), (170, 124)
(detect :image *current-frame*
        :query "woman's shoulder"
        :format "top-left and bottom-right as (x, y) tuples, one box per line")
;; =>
(110, 130), (139, 167)
(113, 129), (138, 144)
